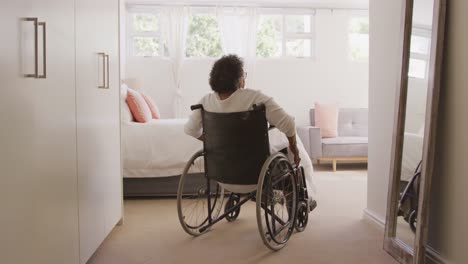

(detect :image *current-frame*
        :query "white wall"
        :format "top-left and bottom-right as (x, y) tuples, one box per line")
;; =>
(124, 8), (369, 126)
(366, 0), (403, 220)
(426, 0), (468, 262)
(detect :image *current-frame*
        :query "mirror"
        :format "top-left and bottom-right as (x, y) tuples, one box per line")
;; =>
(396, 0), (434, 248)
(384, 0), (446, 263)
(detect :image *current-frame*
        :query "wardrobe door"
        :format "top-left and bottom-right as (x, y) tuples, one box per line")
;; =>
(75, 0), (122, 262)
(0, 1), (79, 264)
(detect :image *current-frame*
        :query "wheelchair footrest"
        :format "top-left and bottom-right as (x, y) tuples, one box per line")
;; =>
(309, 200), (317, 213)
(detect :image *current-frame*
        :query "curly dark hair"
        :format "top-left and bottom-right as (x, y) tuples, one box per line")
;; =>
(209, 54), (244, 93)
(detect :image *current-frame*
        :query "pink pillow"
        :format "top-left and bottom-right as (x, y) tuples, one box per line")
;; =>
(126, 88), (152, 123)
(142, 93), (160, 119)
(314, 103), (339, 138)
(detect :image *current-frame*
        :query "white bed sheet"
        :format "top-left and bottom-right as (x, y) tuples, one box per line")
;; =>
(401, 132), (424, 181)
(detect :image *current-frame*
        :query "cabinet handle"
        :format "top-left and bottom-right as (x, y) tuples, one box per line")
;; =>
(105, 54), (110, 89)
(37, 22), (46, 79)
(98, 52), (106, 88)
(23, 17), (38, 78)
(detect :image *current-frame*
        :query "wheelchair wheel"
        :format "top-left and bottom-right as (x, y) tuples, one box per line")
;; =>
(295, 201), (308, 232)
(256, 152), (297, 251)
(225, 194), (241, 222)
(177, 150), (225, 236)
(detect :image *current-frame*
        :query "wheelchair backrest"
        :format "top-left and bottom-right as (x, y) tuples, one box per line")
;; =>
(199, 104), (270, 185)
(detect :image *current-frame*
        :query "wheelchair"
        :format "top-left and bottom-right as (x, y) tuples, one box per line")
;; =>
(398, 161), (422, 233)
(177, 104), (311, 251)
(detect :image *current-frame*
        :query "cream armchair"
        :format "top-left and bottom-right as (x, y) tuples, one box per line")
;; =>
(297, 108), (368, 171)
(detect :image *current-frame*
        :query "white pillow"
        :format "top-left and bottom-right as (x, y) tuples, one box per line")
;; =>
(121, 99), (133, 122)
(121, 83), (129, 100)
(120, 83), (134, 122)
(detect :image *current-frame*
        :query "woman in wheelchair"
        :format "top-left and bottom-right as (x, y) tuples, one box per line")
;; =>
(178, 54), (317, 250)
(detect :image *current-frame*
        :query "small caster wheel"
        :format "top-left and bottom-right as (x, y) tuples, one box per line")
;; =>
(295, 201), (308, 232)
(225, 194), (241, 222)
(409, 210), (417, 233)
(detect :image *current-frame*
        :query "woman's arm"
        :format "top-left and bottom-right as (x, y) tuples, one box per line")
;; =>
(184, 108), (203, 139)
(258, 92), (300, 165)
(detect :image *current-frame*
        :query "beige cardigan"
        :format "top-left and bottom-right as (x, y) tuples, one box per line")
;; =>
(184, 88), (296, 138)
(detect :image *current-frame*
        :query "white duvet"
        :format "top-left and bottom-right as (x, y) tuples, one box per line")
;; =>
(122, 119), (202, 178)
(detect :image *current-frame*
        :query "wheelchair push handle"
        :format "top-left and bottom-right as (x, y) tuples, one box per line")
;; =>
(190, 104), (204, 111)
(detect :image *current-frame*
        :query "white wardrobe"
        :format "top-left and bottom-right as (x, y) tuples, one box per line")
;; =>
(0, 0), (122, 263)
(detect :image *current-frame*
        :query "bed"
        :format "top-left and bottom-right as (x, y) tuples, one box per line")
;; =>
(122, 118), (204, 196)
(123, 119), (201, 178)
(121, 117), (313, 197)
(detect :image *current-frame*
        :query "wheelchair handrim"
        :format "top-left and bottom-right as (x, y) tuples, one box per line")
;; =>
(256, 152), (297, 250)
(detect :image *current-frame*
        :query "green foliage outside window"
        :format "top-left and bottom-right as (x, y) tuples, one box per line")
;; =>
(134, 37), (159, 56)
(129, 11), (317, 58)
(350, 17), (369, 60)
(185, 14), (222, 57)
(350, 17), (369, 34)
(132, 13), (160, 56)
(134, 13), (159, 32)
(256, 16), (282, 57)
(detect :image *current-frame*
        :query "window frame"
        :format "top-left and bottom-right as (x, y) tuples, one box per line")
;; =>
(126, 5), (166, 58)
(256, 8), (317, 60)
(408, 26), (431, 80)
(348, 13), (369, 62)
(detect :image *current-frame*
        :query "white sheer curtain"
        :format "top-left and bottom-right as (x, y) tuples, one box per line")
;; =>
(217, 7), (258, 88)
(161, 7), (190, 118)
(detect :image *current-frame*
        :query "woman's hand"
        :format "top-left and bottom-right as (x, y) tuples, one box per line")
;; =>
(290, 144), (301, 166)
(287, 134), (301, 166)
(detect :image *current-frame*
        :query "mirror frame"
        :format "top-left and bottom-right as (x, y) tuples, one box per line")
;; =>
(384, 0), (447, 263)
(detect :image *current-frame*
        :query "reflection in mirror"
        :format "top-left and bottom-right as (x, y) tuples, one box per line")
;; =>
(395, 0), (434, 252)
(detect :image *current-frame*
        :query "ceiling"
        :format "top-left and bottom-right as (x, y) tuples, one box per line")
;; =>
(125, 0), (369, 9)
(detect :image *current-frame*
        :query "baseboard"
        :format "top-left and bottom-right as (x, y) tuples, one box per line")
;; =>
(319, 157), (368, 162)
(363, 209), (386, 228)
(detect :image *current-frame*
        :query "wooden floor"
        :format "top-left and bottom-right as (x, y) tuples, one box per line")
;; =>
(88, 164), (397, 264)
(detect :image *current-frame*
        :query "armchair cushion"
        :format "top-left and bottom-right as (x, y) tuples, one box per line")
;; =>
(322, 137), (368, 157)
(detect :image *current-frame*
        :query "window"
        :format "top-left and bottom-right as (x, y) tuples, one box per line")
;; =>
(409, 28), (431, 79)
(349, 16), (369, 60)
(256, 10), (315, 58)
(127, 8), (167, 57)
(185, 10), (222, 58)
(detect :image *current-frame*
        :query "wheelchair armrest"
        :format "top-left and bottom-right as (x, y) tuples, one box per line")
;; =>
(190, 104), (204, 111)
